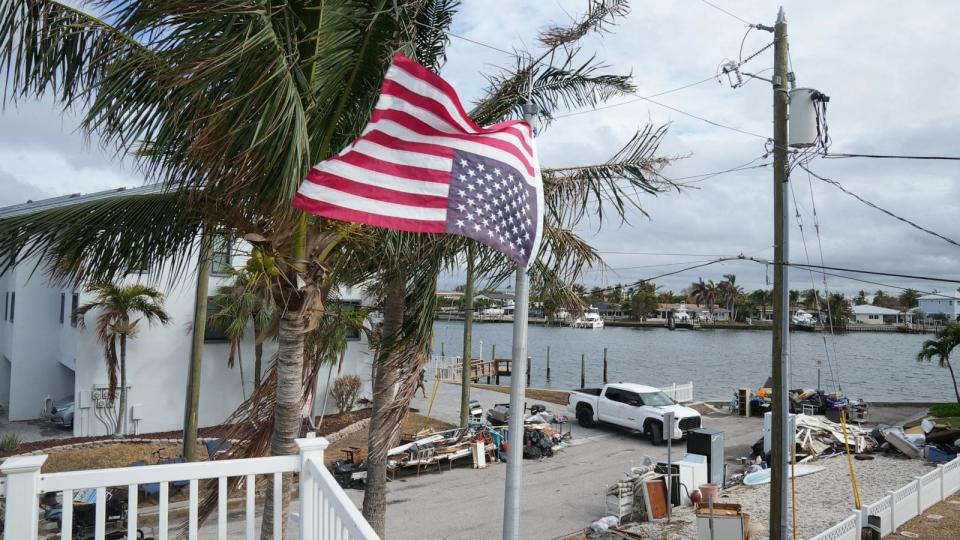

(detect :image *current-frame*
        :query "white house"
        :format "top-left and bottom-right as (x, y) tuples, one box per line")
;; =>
(850, 304), (912, 325)
(0, 187), (374, 437)
(918, 292), (960, 321)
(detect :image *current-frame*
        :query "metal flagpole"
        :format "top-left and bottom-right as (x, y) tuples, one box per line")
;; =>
(502, 101), (538, 540)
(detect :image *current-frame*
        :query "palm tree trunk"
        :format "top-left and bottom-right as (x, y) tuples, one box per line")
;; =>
(183, 230), (212, 460)
(362, 272), (404, 537)
(947, 359), (960, 404)
(254, 318), (264, 388)
(115, 334), (128, 436)
(260, 307), (306, 540)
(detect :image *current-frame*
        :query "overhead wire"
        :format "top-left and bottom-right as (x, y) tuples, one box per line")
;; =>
(800, 163), (960, 249)
(824, 152), (960, 161)
(699, 0), (754, 25)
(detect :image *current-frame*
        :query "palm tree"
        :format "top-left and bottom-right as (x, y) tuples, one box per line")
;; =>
(718, 274), (743, 321)
(688, 278), (718, 320)
(855, 290), (868, 305)
(917, 324), (960, 403)
(73, 282), (171, 436)
(208, 251), (278, 390)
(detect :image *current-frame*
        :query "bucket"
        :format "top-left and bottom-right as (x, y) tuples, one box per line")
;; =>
(699, 483), (720, 503)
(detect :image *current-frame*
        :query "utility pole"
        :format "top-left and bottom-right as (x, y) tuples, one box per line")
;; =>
(502, 101), (537, 540)
(459, 243), (475, 427)
(769, 7), (791, 539)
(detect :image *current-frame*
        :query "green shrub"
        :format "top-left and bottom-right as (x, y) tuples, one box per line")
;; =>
(930, 403), (960, 418)
(331, 374), (363, 414)
(0, 433), (21, 452)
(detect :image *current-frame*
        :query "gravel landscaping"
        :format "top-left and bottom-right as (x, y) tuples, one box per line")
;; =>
(616, 454), (933, 539)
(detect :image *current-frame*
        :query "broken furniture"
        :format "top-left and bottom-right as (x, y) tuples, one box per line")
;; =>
(695, 503), (748, 540)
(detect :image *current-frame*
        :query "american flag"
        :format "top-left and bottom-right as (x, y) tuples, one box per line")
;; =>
(292, 53), (543, 267)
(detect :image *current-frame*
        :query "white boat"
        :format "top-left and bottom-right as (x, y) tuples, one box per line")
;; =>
(571, 307), (604, 329)
(791, 309), (817, 327)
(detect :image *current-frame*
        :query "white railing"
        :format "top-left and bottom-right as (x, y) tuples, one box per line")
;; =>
(660, 382), (694, 403)
(810, 455), (960, 540)
(0, 436), (379, 540)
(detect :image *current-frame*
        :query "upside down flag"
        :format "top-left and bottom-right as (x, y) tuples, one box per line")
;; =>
(292, 53), (543, 267)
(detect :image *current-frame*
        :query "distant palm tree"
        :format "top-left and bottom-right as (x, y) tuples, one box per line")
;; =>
(917, 324), (960, 404)
(688, 278), (718, 321)
(74, 282), (171, 435)
(718, 274), (744, 321)
(855, 290), (868, 305)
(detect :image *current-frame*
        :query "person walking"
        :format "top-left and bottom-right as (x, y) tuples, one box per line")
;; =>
(415, 367), (428, 398)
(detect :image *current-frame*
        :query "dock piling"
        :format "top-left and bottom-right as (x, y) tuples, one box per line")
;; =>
(526, 357), (531, 386)
(546, 346), (551, 380)
(603, 347), (608, 384)
(580, 354), (585, 388)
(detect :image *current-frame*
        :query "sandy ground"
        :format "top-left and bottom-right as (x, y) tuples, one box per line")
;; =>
(894, 492), (960, 538)
(618, 454), (933, 539)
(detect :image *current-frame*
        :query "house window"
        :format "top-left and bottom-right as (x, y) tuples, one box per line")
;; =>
(204, 296), (229, 342)
(869, 314), (879, 320)
(127, 257), (151, 275)
(60, 293), (65, 324)
(71, 293), (79, 328)
(9, 291), (14, 323)
(3, 291), (7, 321)
(336, 301), (362, 341)
(210, 237), (232, 275)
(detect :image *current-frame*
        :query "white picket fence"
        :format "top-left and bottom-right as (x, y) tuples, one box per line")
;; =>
(809, 455), (960, 540)
(660, 382), (694, 403)
(0, 436), (379, 540)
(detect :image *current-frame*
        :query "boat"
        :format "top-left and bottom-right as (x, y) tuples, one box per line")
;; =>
(571, 307), (604, 329)
(791, 309), (817, 331)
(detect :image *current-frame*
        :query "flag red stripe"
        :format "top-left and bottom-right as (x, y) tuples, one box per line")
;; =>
(292, 194), (446, 233)
(332, 150), (450, 183)
(361, 129), (455, 158)
(369, 108), (535, 176)
(392, 54), (478, 129)
(380, 79), (534, 156)
(304, 170), (449, 208)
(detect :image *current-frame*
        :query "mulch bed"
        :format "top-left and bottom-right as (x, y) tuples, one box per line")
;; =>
(1, 409), (373, 458)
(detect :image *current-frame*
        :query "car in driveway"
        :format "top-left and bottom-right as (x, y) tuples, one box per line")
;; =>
(48, 395), (75, 428)
(567, 383), (701, 445)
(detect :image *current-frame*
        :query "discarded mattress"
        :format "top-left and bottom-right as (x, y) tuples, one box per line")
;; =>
(743, 464), (825, 485)
(885, 429), (922, 459)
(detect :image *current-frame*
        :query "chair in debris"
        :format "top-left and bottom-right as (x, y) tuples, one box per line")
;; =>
(413, 447), (438, 477)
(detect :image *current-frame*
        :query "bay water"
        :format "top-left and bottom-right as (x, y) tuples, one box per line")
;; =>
(431, 321), (952, 402)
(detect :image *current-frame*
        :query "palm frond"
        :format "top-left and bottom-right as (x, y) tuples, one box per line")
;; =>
(411, 0), (459, 71)
(543, 124), (678, 224)
(538, 0), (631, 48)
(0, 189), (228, 286)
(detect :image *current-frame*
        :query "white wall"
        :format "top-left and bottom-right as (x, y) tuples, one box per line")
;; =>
(3, 259), (74, 420)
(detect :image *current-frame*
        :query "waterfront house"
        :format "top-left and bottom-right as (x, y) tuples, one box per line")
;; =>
(0, 187), (374, 436)
(850, 304), (913, 325)
(654, 302), (712, 322)
(918, 292), (960, 321)
(597, 302), (630, 319)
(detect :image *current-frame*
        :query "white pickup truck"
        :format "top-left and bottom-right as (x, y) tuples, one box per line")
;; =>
(567, 383), (702, 445)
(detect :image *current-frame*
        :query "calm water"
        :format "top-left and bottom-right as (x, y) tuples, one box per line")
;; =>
(431, 322), (950, 402)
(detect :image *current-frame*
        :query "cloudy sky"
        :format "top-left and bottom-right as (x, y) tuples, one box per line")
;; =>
(2, 1), (958, 297)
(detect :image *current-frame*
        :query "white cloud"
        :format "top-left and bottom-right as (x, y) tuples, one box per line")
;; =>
(2, 1), (957, 297)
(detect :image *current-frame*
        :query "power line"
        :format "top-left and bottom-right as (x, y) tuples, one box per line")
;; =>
(699, 0), (754, 25)
(671, 156), (770, 184)
(552, 74), (721, 119)
(799, 163), (960, 249)
(824, 152), (960, 161)
(784, 262), (960, 285)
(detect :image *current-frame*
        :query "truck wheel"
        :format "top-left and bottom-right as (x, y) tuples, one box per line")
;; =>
(649, 422), (664, 446)
(576, 406), (596, 428)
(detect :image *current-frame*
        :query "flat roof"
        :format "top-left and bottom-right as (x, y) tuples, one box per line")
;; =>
(851, 304), (903, 315)
(0, 184), (166, 219)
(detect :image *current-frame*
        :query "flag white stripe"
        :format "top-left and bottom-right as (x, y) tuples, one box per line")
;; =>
(385, 67), (535, 150)
(350, 139), (452, 171)
(369, 118), (536, 183)
(316, 159), (452, 197)
(297, 182), (449, 221)
(376, 95), (536, 161)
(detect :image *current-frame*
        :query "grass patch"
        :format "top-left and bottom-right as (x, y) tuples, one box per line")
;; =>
(471, 383), (569, 405)
(930, 403), (960, 418)
(42, 441), (208, 474)
(0, 433), (21, 453)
